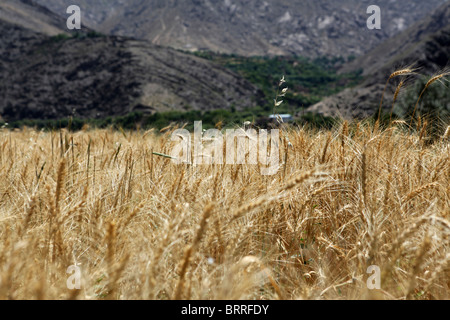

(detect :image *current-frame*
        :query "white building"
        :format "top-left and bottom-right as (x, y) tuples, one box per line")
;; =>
(269, 114), (294, 122)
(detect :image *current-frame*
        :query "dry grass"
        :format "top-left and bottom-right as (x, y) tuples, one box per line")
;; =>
(409, 71), (450, 127)
(378, 67), (416, 120)
(0, 122), (448, 300)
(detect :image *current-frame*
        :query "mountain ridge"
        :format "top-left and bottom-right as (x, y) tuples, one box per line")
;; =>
(306, 1), (450, 119)
(0, 1), (262, 121)
(34, 0), (446, 58)
(0, 0), (68, 36)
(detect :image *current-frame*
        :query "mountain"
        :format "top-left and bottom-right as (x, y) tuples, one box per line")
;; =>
(0, 0), (67, 36)
(0, 1), (261, 121)
(306, 1), (450, 119)
(341, 1), (450, 80)
(34, 0), (446, 58)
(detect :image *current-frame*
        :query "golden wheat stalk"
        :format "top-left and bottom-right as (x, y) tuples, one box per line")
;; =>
(406, 235), (431, 300)
(173, 203), (214, 300)
(378, 68), (414, 121)
(389, 79), (405, 124)
(409, 72), (450, 128)
(442, 126), (450, 141)
(402, 182), (439, 204)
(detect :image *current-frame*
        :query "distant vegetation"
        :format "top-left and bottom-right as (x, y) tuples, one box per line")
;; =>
(49, 31), (106, 42)
(3, 52), (362, 131)
(0, 110), (336, 132)
(192, 52), (362, 113)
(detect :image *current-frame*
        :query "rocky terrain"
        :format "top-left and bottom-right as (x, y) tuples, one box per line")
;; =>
(0, 1), (262, 121)
(2, 0), (448, 122)
(342, 1), (450, 80)
(306, 1), (450, 119)
(0, 0), (67, 36)
(35, 0), (446, 58)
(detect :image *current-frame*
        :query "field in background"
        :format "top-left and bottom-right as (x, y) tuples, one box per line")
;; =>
(0, 121), (448, 300)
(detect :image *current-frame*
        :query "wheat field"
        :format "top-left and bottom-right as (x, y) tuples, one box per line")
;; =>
(0, 120), (448, 300)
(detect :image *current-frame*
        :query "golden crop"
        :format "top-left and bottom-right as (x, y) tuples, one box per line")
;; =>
(0, 120), (448, 300)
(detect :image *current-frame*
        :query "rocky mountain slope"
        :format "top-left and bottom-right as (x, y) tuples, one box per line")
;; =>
(0, 1), (261, 121)
(306, 1), (450, 119)
(35, 0), (446, 58)
(0, 0), (67, 36)
(341, 1), (450, 80)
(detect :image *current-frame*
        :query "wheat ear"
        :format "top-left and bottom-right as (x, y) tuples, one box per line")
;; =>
(378, 69), (414, 121)
(410, 73), (449, 128)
